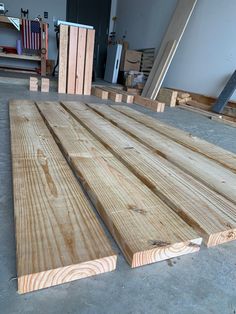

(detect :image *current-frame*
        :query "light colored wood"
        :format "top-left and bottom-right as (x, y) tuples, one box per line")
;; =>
(105, 89), (123, 102)
(29, 77), (38, 92)
(111, 105), (236, 172)
(91, 87), (109, 100)
(58, 24), (69, 94)
(157, 88), (177, 107)
(41, 78), (49, 92)
(142, 0), (197, 98)
(96, 104), (236, 206)
(84, 29), (95, 95)
(10, 100), (116, 293)
(38, 101), (202, 267)
(75, 28), (87, 95)
(67, 26), (78, 94)
(0, 52), (41, 61)
(99, 86), (134, 104)
(134, 94), (165, 112)
(83, 103), (236, 247)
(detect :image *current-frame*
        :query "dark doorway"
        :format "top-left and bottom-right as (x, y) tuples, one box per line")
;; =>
(67, 0), (111, 79)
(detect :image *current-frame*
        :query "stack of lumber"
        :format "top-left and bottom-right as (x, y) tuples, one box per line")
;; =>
(10, 98), (236, 293)
(142, 0), (197, 100)
(58, 24), (95, 95)
(93, 85), (165, 112)
(10, 100), (116, 293)
(139, 48), (155, 76)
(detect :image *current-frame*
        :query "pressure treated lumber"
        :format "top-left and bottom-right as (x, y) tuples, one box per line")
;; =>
(134, 95), (165, 112)
(75, 28), (87, 94)
(111, 105), (236, 172)
(37, 101), (202, 267)
(10, 100), (116, 293)
(157, 88), (177, 107)
(84, 29), (95, 95)
(92, 104), (236, 206)
(67, 26), (78, 94)
(92, 86), (109, 100)
(99, 86), (134, 104)
(63, 102), (236, 247)
(142, 0), (197, 99)
(58, 24), (69, 94)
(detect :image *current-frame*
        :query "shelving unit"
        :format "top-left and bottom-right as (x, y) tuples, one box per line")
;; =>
(0, 16), (47, 75)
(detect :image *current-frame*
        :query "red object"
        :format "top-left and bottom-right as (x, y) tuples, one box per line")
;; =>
(1, 46), (17, 54)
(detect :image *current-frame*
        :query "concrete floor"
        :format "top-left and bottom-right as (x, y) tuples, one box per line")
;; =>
(1, 83), (236, 314)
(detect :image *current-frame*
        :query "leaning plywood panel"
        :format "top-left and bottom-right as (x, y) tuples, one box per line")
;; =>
(142, 0), (197, 99)
(95, 105), (236, 206)
(37, 101), (202, 267)
(58, 24), (69, 94)
(111, 105), (236, 173)
(9, 100), (116, 294)
(67, 26), (78, 94)
(84, 29), (95, 95)
(80, 103), (236, 247)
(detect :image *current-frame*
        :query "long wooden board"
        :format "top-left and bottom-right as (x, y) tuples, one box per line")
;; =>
(62, 102), (236, 247)
(91, 105), (236, 205)
(111, 105), (236, 173)
(10, 100), (116, 293)
(37, 101), (202, 267)
(75, 28), (87, 94)
(142, 0), (197, 99)
(58, 24), (69, 94)
(83, 29), (95, 95)
(67, 26), (78, 94)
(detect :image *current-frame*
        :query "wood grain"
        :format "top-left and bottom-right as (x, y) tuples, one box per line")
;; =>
(9, 100), (116, 293)
(67, 26), (78, 94)
(111, 105), (236, 172)
(142, 0), (197, 98)
(76, 103), (236, 247)
(92, 87), (109, 100)
(92, 104), (236, 206)
(37, 101), (201, 267)
(58, 24), (69, 94)
(75, 28), (87, 95)
(134, 94), (165, 112)
(84, 29), (95, 95)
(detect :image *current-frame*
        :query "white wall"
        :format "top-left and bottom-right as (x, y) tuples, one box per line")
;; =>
(115, 0), (236, 100)
(0, 0), (66, 67)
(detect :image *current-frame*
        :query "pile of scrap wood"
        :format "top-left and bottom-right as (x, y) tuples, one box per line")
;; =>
(10, 99), (236, 294)
(58, 24), (95, 95)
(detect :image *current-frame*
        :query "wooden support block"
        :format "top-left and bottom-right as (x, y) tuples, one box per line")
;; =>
(86, 104), (236, 247)
(41, 78), (50, 92)
(107, 90), (123, 102)
(75, 28), (87, 95)
(10, 100), (116, 294)
(157, 88), (177, 107)
(84, 29), (95, 95)
(91, 87), (109, 100)
(134, 95), (165, 112)
(29, 77), (38, 91)
(67, 26), (78, 94)
(38, 101), (202, 267)
(122, 94), (134, 104)
(58, 24), (69, 94)
(178, 92), (191, 99)
(157, 102), (165, 112)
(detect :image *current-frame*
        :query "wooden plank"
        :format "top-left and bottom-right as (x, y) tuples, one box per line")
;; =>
(0, 52), (41, 61)
(91, 87), (109, 100)
(142, 0), (197, 99)
(58, 24), (69, 94)
(83, 29), (95, 95)
(63, 102), (236, 247)
(157, 88), (177, 107)
(134, 94), (165, 112)
(88, 104), (236, 205)
(75, 28), (87, 95)
(67, 26), (78, 94)
(37, 101), (202, 267)
(212, 70), (236, 113)
(99, 86), (134, 103)
(100, 88), (123, 102)
(111, 105), (236, 172)
(10, 100), (116, 293)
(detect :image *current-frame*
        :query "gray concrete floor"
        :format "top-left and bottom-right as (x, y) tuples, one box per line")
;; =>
(1, 83), (236, 314)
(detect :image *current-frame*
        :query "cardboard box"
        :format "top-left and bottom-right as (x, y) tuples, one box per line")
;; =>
(120, 50), (142, 72)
